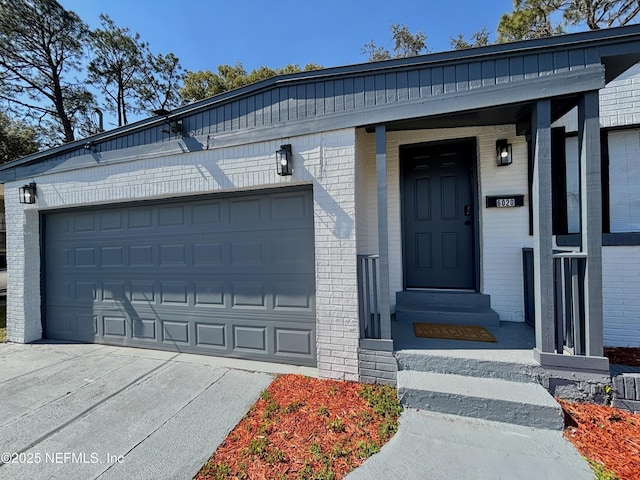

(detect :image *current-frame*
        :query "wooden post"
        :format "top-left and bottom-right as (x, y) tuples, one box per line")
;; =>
(578, 91), (604, 357)
(376, 125), (392, 340)
(532, 100), (555, 353)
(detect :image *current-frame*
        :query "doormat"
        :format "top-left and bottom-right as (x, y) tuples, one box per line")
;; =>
(413, 322), (497, 343)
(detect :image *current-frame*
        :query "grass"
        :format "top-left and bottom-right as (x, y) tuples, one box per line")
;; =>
(588, 458), (620, 480)
(0, 305), (6, 342)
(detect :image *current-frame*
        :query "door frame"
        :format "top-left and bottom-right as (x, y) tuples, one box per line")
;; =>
(399, 137), (480, 292)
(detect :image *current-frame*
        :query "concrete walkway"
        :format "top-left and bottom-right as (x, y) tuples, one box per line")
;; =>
(346, 408), (593, 480)
(0, 342), (291, 480)
(0, 341), (594, 480)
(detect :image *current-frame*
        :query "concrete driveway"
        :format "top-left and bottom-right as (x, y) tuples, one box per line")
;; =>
(0, 341), (313, 480)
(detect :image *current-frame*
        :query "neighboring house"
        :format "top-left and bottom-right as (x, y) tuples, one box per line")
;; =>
(2, 26), (640, 386)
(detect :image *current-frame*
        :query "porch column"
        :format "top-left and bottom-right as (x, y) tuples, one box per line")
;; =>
(578, 91), (604, 357)
(376, 125), (392, 339)
(531, 99), (555, 353)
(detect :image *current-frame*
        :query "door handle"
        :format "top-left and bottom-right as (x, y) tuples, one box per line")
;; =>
(464, 205), (471, 216)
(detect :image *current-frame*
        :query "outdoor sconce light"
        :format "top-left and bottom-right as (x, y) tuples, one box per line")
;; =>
(496, 139), (512, 167)
(276, 144), (293, 176)
(19, 182), (37, 204)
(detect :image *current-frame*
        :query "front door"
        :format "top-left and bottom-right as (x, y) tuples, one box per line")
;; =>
(402, 140), (475, 289)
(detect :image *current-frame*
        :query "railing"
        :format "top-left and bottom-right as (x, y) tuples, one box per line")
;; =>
(357, 254), (381, 339)
(522, 249), (588, 355)
(553, 252), (587, 356)
(522, 248), (535, 328)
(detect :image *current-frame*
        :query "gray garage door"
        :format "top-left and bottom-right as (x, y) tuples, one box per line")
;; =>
(44, 187), (316, 366)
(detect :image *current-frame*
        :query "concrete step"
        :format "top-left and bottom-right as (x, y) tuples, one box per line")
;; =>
(395, 305), (500, 327)
(397, 370), (565, 430)
(396, 290), (491, 310)
(395, 349), (542, 384)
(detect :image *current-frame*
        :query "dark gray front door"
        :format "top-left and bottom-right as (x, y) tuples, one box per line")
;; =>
(402, 141), (474, 289)
(44, 187), (316, 366)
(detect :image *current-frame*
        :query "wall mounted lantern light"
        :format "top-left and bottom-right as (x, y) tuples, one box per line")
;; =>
(496, 139), (512, 167)
(276, 144), (293, 176)
(19, 182), (37, 204)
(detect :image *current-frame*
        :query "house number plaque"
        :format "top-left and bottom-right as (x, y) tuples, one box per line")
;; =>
(485, 195), (525, 208)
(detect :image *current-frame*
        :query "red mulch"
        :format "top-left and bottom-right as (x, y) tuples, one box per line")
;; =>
(605, 347), (640, 367)
(194, 374), (400, 480)
(560, 399), (640, 479)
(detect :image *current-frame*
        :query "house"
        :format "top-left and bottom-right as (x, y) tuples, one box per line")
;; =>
(2, 25), (640, 392)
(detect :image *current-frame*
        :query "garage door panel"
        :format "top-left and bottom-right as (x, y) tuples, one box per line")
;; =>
(192, 201), (223, 225)
(45, 188), (316, 366)
(231, 282), (267, 308)
(162, 320), (190, 344)
(271, 192), (310, 221)
(195, 323), (227, 349)
(128, 207), (154, 229)
(74, 212), (97, 233)
(160, 282), (190, 305)
(275, 328), (313, 356)
(45, 308), (98, 341)
(132, 318), (157, 341)
(233, 325), (266, 352)
(229, 239), (266, 266)
(194, 282), (225, 307)
(274, 282), (313, 309)
(193, 242), (224, 265)
(229, 197), (262, 224)
(103, 315), (127, 337)
(100, 210), (124, 231)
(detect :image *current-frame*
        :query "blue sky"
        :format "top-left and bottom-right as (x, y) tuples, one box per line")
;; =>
(58, 0), (515, 72)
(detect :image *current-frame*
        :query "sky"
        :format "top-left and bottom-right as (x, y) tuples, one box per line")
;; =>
(55, 0), (516, 127)
(58, 0), (515, 72)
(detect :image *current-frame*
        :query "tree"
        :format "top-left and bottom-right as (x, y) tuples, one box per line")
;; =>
(563, 0), (640, 29)
(497, 0), (640, 42)
(138, 52), (184, 113)
(88, 15), (184, 126)
(88, 14), (146, 127)
(0, 110), (39, 164)
(0, 0), (94, 143)
(497, 0), (564, 41)
(450, 27), (491, 50)
(362, 24), (428, 62)
(180, 63), (322, 104)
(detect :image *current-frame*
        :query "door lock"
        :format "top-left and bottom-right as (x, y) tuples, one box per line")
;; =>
(464, 205), (471, 216)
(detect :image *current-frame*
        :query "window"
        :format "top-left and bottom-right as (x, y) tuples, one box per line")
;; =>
(564, 136), (580, 234)
(607, 129), (640, 233)
(530, 126), (640, 242)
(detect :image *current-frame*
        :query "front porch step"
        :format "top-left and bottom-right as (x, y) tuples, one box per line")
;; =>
(395, 349), (542, 384)
(397, 290), (492, 309)
(397, 370), (565, 430)
(395, 304), (500, 327)
(395, 291), (500, 327)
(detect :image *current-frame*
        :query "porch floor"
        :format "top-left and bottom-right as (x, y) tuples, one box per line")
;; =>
(392, 319), (538, 366)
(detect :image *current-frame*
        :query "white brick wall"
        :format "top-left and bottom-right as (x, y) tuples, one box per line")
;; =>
(554, 62), (640, 131)
(600, 63), (640, 129)
(357, 126), (531, 321)
(6, 129), (360, 381)
(5, 198), (41, 343)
